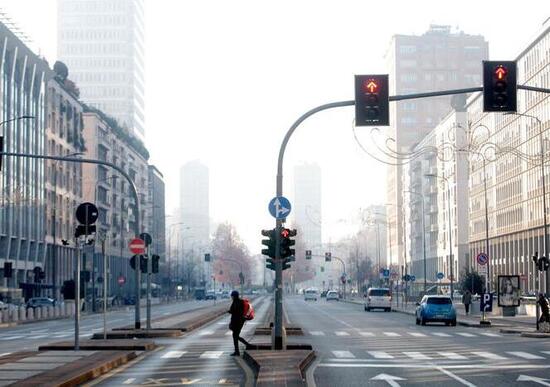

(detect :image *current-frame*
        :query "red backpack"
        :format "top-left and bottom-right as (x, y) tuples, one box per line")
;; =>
(242, 298), (254, 320)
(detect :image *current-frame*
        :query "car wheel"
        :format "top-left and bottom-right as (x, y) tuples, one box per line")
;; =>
(450, 319), (457, 326)
(421, 316), (427, 326)
(415, 317), (420, 325)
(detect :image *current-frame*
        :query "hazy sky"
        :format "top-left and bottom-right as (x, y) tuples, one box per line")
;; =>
(1, 0), (548, 252)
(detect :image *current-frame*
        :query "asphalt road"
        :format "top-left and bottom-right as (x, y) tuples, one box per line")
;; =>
(0, 299), (218, 354)
(284, 295), (550, 387)
(89, 295), (271, 387)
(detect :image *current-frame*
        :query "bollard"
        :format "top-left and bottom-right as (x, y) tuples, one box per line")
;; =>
(1, 310), (8, 323)
(19, 306), (26, 321)
(35, 307), (41, 320)
(27, 307), (34, 321)
(11, 308), (18, 322)
(47, 306), (53, 318)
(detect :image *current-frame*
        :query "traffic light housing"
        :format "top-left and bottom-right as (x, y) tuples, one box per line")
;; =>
(130, 255), (147, 272)
(355, 74), (389, 126)
(483, 61), (517, 112)
(280, 228), (296, 259)
(204, 253), (211, 262)
(261, 229), (276, 258)
(325, 252), (332, 262)
(152, 254), (160, 273)
(305, 250), (312, 260)
(266, 257), (276, 271)
(75, 224), (96, 238)
(282, 259), (291, 270)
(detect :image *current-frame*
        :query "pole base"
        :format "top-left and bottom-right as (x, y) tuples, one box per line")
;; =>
(479, 320), (491, 326)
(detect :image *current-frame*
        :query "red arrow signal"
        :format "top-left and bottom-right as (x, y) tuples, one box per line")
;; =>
(365, 80), (378, 93)
(495, 66), (507, 80)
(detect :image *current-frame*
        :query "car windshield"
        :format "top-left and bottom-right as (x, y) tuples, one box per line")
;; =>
(306, 290), (317, 294)
(426, 297), (452, 305)
(369, 289), (390, 297)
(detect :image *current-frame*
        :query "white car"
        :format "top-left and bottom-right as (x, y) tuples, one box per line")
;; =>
(364, 288), (392, 312)
(304, 288), (318, 301)
(326, 290), (339, 301)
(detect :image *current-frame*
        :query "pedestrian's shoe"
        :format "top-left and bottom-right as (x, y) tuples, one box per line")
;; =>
(230, 352), (240, 356)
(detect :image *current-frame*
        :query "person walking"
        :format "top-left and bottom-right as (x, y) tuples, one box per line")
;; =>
(538, 293), (550, 324)
(228, 290), (248, 356)
(462, 290), (472, 315)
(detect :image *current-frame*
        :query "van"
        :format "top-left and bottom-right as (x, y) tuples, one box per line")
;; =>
(304, 288), (318, 301)
(364, 288), (391, 312)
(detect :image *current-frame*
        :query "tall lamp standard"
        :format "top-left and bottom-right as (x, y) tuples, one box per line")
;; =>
(425, 173), (454, 296)
(404, 190), (427, 293)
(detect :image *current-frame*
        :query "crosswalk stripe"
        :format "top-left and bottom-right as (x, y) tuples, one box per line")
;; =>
(335, 331), (350, 336)
(456, 332), (476, 337)
(472, 351), (507, 360)
(368, 351), (394, 359)
(438, 352), (468, 360)
(0, 335), (23, 340)
(507, 351), (545, 360)
(225, 331), (232, 336)
(359, 332), (374, 337)
(432, 332), (451, 337)
(122, 378), (136, 385)
(200, 351), (223, 359)
(80, 333), (93, 337)
(199, 331), (214, 336)
(162, 351), (187, 359)
(28, 335), (47, 339)
(332, 351), (355, 358)
(310, 331), (325, 336)
(383, 332), (401, 337)
(0, 353), (11, 358)
(53, 334), (70, 338)
(542, 351), (550, 356)
(408, 332), (427, 337)
(479, 332), (501, 337)
(404, 352), (432, 360)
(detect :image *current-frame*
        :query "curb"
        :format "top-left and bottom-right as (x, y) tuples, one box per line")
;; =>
(521, 332), (550, 338)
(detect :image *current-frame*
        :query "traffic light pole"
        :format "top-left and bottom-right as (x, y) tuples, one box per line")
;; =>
(0, 152), (143, 329)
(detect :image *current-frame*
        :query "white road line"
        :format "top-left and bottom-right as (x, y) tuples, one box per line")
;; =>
(438, 352), (468, 360)
(383, 332), (401, 337)
(432, 332), (451, 337)
(507, 351), (545, 360)
(367, 351), (394, 359)
(0, 353), (11, 357)
(436, 366), (477, 387)
(0, 335), (23, 340)
(335, 331), (350, 336)
(199, 331), (214, 336)
(332, 351), (355, 358)
(471, 351), (507, 360)
(359, 332), (375, 337)
(478, 332), (501, 337)
(310, 331), (325, 336)
(161, 351), (187, 359)
(53, 334), (70, 338)
(200, 351), (223, 359)
(542, 351), (550, 356)
(225, 331), (232, 336)
(403, 352), (432, 360)
(80, 333), (93, 337)
(408, 332), (426, 337)
(456, 332), (476, 337)
(28, 335), (47, 339)
(122, 378), (136, 384)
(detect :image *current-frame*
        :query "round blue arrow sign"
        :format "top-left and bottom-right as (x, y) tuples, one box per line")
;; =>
(268, 196), (292, 219)
(436, 272), (445, 280)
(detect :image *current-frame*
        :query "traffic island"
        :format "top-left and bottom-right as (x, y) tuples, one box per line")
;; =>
(242, 349), (315, 387)
(38, 339), (156, 351)
(92, 329), (182, 339)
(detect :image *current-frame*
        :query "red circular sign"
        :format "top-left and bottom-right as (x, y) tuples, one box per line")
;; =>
(117, 275), (126, 285)
(129, 238), (146, 254)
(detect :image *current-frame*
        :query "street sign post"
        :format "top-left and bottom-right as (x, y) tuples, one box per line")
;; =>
(268, 196), (291, 219)
(480, 292), (494, 313)
(129, 238), (146, 255)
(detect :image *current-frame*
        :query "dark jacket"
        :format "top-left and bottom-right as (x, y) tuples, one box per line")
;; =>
(539, 295), (550, 316)
(229, 298), (245, 331)
(462, 292), (472, 305)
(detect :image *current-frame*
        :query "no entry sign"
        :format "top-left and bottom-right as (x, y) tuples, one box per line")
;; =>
(129, 238), (146, 254)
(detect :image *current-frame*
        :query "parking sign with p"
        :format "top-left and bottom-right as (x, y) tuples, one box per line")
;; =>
(480, 292), (493, 313)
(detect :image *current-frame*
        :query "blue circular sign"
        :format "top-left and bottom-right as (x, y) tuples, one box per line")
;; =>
(411, 275), (416, 282)
(268, 196), (292, 219)
(476, 253), (489, 266)
(404, 274), (411, 282)
(436, 272), (445, 280)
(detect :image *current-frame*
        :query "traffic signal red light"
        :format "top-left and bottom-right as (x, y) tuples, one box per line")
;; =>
(280, 228), (296, 259)
(355, 74), (389, 126)
(483, 61), (517, 112)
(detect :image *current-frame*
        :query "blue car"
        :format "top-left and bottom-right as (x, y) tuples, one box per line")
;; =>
(415, 295), (456, 326)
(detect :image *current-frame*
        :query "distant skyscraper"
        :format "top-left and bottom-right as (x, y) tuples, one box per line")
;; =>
(179, 161), (210, 249)
(385, 25), (488, 270)
(57, 0), (146, 139)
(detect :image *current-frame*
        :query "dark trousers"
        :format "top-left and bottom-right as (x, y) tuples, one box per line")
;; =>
(465, 303), (470, 314)
(232, 325), (248, 353)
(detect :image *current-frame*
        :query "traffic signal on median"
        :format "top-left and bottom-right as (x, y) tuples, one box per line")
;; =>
(261, 229), (276, 258)
(325, 252), (332, 262)
(152, 254), (160, 273)
(266, 257), (276, 271)
(280, 228), (296, 259)
(305, 250), (312, 260)
(204, 253), (211, 262)
(483, 61), (517, 112)
(355, 74), (389, 126)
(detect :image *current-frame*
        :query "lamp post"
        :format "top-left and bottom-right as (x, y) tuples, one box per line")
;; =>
(405, 190), (427, 293)
(425, 173), (454, 296)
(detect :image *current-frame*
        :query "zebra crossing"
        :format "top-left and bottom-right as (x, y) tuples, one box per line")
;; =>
(309, 330), (502, 339)
(331, 349), (550, 361)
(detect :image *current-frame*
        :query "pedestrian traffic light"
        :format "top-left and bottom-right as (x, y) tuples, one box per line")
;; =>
(280, 228), (296, 259)
(261, 229), (276, 258)
(325, 252), (332, 262)
(204, 253), (211, 262)
(3, 262), (12, 278)
(266, 257), (276, 271)
(152, 254), (160, 274)
(483, 61), (517, 112)
(305, 250), (312, 260)
(355, 74), (389, 126)
(130, 255), (146, 272)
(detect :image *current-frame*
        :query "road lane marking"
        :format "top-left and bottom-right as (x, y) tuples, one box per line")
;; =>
(471, 351), (507, 360)
(456, 332), (476, 337)
(383, 332), (401, 337)
(478, 332), (501, 337)
(199, 331), (214, 336)
(438, 352), (468, 360)
(332, 351), (355, 358)
(0, 353), (11, 357)
(122, 378), (136, 384)
(432, 332), (451, 337)
(507, 351), (545, 360)
(28, 335), (47, 339)
(161, 351), (187, 359)
(408, 332), (426, 337)
(403, 352), (432, 360)
(200, 351), (223, 359)
(436, 366), (477, 387)
(0, 335), (23, 340)
(368, 351), (394, 359)
(359, 332), (374, 337)
(53, 334), (70, 338)
(335, 331), (350, 336)
(310, 331), (325, 336)
(225, 331), (232, 336)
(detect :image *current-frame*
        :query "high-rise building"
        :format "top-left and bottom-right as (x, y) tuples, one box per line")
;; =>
(148, 165), (166, 263)
(57, 0), (146, 139)
(179, 161), (210, 250)
(385, 25), (488, 271)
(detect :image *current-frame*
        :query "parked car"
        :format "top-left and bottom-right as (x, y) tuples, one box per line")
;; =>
(326, 290), (339, 301)
(304, 288), (319, 301)
(205, 290), (217, 300)
(26, 297), (56, 309)
(221, 290), (231, 299)
(364, 288), (391, 312)
(194, 288), (206, 300)
(415, 295), (456, 326)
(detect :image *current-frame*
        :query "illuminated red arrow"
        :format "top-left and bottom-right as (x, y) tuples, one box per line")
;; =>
(495, 67), (507, 80)
(366, 80), (378, 93)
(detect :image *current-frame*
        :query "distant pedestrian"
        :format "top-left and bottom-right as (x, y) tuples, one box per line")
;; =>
(538, 293), (550, 324)
(462, 290), (472, 315)
(228, 290), (249, 356)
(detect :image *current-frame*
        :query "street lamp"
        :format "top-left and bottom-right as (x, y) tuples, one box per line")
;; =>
(404, 190), (427, 293)
(425, 173), (454, 296)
